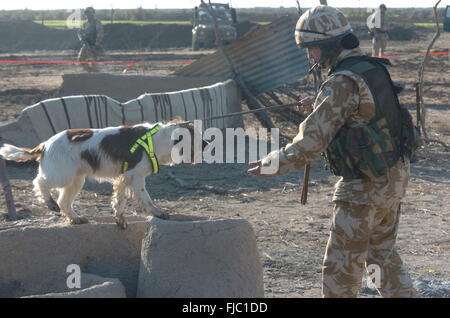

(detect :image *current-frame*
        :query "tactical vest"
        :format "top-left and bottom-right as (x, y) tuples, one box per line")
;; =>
(84, 21), (98, 46)
(324, 56), (422, 180)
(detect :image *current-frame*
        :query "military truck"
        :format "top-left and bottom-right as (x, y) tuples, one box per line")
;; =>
(192, 2), (237, 51)
(444, 6), (450, 32)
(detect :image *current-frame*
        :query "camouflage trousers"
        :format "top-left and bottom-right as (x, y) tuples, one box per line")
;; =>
(78, 44), (100, 72)
(372, 32), (388, 57)
(322, 200), (419, 298)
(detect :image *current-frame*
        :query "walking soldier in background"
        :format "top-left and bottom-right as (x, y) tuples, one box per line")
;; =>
(77, 7), (104, 72)
(248, 5), (422, 298)
(368, 4), (389, 57)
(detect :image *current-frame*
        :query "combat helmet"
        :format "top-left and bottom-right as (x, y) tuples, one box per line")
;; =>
(84, 7), (95, 15)
(295, 5), (352, 48)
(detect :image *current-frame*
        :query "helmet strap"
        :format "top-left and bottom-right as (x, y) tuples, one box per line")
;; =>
(319, 41), (343, 68)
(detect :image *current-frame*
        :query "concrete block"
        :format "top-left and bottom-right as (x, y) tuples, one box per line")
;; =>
(0, 217), (148, 298)
(137, 216), (264, 298)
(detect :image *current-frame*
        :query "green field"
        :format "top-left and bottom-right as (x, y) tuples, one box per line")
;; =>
(413, 22), (438, 28)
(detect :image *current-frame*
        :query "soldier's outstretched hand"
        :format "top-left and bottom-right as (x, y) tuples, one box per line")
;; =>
(247, 160), (263, 177)
(297, 96), (315, 115)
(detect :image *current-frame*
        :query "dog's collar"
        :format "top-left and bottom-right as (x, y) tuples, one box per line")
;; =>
(122, 124), (161, 174)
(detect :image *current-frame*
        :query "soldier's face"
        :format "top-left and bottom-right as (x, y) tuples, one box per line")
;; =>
(307, 46), (322, 64)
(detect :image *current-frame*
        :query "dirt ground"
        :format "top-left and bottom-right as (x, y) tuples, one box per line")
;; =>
(0, 34), (449, 298)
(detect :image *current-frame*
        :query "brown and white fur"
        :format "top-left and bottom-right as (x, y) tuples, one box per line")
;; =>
(0, 121), (202, 229)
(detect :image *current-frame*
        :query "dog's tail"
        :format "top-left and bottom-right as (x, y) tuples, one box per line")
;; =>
(0, 143), (45, 162)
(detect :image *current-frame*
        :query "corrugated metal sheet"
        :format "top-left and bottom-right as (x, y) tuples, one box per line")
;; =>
(174, 15), (309, 95)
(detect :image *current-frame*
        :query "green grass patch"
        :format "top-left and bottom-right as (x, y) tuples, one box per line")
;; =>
(413, 22), (437, 28)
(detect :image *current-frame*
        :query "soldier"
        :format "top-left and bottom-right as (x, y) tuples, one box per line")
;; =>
(77, 7), (104, 72)
(248, 5), (421, 298)
(369, 4), (389, 57)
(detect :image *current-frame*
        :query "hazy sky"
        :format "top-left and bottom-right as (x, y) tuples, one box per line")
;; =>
(1, 0), (446, 10)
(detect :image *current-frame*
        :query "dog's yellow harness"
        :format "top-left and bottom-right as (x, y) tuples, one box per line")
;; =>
(122, 124), (161, 174)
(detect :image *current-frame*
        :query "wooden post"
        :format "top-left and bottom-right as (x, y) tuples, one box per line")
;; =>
(299, 0), (329, 204)
(0, 138), (17, 220)
(300, 165), (310, 205)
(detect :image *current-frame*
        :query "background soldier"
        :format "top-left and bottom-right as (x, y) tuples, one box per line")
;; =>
(248, 5), (420, 298)
(77, 7), (104, 72)
(368, 4), (389, 57)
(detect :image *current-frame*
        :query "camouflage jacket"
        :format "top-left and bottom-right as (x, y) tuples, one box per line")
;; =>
(260, 48), (409, 207)
(78, 18), (104, 46)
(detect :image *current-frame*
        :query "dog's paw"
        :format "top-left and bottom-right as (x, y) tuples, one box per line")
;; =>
(47, 199), (60, 212)
(70, 216), (89, 224)
(115, 217), (128, 230)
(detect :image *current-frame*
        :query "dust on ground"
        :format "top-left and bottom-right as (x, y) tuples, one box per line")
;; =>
(0, 34), (449, 298)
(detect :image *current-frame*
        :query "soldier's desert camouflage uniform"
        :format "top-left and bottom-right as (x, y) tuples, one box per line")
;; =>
(259, 47), (419, 298)
(78, 18), (104, 72)
(372, 9), (388, 57)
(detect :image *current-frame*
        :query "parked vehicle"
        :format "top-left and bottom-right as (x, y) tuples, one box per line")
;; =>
(192, 2), (237, 51)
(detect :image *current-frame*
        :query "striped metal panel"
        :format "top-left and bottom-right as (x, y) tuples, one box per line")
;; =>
(174, 15), (310, 95)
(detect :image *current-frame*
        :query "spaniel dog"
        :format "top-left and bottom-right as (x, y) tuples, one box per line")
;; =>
(0, 120), (205, 229)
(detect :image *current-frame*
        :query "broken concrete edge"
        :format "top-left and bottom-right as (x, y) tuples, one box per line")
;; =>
(22, 273), (126, 298)
(0, 214), (219, 232)
(0, 215), (150, 232)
